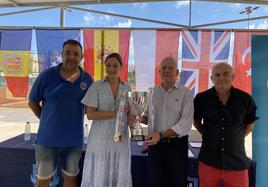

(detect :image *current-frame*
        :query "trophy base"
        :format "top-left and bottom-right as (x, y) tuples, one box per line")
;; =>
(131, 135), (145, 141)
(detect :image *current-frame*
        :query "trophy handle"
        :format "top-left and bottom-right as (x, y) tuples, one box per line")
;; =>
(114, 92), (126, 142)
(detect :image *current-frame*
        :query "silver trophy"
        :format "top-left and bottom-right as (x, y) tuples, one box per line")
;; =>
(127, 91), (148, 141)
(114, 92), (126, 142)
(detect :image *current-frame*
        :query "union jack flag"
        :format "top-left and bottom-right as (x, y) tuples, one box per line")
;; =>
(180, 30), (231, 95)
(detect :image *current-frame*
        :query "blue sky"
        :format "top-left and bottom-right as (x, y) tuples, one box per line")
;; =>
(0, 1), (268, 60)
(0, 1), (268, 29)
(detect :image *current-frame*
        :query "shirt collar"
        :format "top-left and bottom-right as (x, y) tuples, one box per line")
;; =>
(209, 86), (237, 97)
(55, 63), (84, 82)
(100, 76), (125, 85)
(159, 81), (180, 92)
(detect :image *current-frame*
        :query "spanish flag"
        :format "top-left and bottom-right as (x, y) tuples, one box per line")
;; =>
(83, 29), (130, 81)
(0, 30), (32, 97)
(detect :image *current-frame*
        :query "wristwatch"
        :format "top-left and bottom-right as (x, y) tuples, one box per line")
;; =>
(159, 132), (164, 140)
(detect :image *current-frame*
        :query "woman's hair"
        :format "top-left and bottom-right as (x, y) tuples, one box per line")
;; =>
(105, 52), (123, 66)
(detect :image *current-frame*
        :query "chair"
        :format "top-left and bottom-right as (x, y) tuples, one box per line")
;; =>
(30, 164), (59, 187)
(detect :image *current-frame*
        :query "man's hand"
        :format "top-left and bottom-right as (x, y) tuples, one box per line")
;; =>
(144, 132), (161, 146)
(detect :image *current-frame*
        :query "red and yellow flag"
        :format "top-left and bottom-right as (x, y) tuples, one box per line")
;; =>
(83, 29), (130, 81)
(0, 51), (30, 97)
(0, 30), (32, 98)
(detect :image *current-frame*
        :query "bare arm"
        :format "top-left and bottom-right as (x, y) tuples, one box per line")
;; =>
(244, 123), (254, 137)
(193, 119), (204, 134)
(86, 106), (117, 120)
(28, 101), (42, 119)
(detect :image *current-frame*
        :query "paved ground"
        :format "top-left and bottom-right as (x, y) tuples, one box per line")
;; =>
(0, 107), (91, 140)
(0, 107), (39, 141)
(0, 107), (252, 157)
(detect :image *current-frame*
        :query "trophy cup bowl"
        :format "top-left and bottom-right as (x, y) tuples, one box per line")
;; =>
(127, 91), (148, 141)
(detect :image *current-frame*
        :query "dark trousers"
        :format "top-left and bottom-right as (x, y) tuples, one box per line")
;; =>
(148, 135), (188, 187)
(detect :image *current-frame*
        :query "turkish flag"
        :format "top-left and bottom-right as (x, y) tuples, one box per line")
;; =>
(233, 31), (268, 94)
(233, 32), (252, 94)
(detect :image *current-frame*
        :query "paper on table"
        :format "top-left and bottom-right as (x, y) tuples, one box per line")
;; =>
(190, 142), (202, 148)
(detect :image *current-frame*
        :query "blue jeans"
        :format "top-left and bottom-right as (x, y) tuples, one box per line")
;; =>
(35, 144), (82, 179)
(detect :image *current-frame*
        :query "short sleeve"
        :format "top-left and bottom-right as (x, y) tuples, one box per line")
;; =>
(194, 93), (204, 120)
(125, 83), (132, 93)
(244, 94), (258, 125)
(29, 72), (45, 102)
(81, 82), (99, 108)
(121, 83), (132, 105)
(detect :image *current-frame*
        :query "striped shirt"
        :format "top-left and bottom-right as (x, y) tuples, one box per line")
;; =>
(145, 82), (194, 137)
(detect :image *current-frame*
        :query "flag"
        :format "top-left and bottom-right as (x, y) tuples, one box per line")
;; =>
(133, 30), (179, 91)
(180, 30), (231, 95)
(232, 31), (268, 94)
(83, 29), (130, 81)
(0, 30), (32, 97)
(36, 29), (81, 72)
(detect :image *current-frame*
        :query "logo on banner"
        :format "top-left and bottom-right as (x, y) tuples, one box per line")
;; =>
(96, 45), (113, 64)
(2, 54), (23, 75)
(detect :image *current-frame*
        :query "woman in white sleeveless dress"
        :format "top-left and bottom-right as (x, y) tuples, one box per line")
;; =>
(81, 53), (132, 187)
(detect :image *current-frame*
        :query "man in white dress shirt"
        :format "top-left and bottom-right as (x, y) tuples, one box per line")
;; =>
(141, 56), (194, 187)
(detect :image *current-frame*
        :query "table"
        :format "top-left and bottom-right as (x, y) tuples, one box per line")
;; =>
(0, 134), (256, 187)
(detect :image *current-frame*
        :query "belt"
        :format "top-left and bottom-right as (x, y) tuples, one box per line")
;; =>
(159, 136), (181, 144)
(159, 135), (188, 144)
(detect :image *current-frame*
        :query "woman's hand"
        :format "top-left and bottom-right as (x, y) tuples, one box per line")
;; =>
(124, 104), (130, 114)
(127, 114), (136, 128)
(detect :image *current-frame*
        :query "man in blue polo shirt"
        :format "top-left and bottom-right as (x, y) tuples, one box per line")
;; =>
(28, 39), (93, 187)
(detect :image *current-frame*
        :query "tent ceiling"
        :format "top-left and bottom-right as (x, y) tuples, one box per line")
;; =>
(0, 0), (268, 8)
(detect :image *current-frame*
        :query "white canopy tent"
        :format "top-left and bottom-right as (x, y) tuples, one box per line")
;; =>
(0, 0), (268, 29)
(0, 0), (268, 7)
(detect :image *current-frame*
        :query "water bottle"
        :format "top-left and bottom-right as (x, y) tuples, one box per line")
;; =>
(24, 121), (31, 141)
(84, 124), (89, 144)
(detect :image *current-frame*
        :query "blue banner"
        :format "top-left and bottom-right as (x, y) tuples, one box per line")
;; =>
(36, 29), (81, 71)
(252, 35), (268, 187)
(0, 30), (32, 50)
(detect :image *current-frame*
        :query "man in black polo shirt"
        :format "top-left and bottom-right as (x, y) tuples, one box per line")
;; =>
(194, 63), (257, 187)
